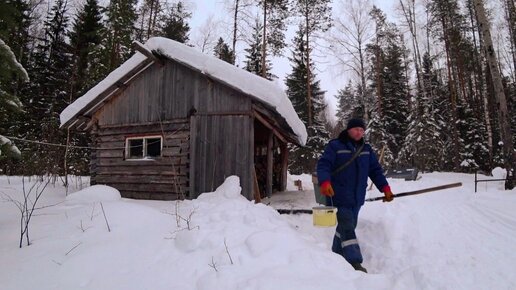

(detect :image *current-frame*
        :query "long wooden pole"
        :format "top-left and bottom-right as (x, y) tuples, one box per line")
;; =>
(365, 182), (462, 202)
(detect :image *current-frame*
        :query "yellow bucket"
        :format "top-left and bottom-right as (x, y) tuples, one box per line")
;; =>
(312, 206), (338, 227)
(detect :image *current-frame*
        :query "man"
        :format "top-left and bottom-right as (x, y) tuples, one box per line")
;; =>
(316, 118), (393, 273)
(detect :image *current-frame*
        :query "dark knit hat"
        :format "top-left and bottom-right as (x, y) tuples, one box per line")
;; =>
(346, 118), (366, 130)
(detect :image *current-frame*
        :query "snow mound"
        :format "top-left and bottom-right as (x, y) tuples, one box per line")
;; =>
(66, 185), (121, 203)
(492, 167), (507, 179)
(196, 175), (245, 202)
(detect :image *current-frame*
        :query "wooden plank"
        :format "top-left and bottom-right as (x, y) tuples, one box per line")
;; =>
(189, 115), (196, 199)
(247, 115), (254, 200)
(252, 103), (300, 145)
(252, 165), (261, 203)
(196, 111), (253, 116)
(253, 111), (287, 144)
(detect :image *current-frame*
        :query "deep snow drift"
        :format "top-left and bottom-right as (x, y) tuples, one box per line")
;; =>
(1, 172), (515, 290)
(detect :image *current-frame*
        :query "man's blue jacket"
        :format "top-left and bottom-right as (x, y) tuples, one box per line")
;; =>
(317, 132), (388, 207)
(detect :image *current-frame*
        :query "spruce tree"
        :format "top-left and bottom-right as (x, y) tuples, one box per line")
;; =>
(213, 37), (235, 64)
(135, 0), (163, 42)
(0, 38), (27, 160)
(366, 8), (409, 165)
(104, 0), (137, 71)
(286, 26), (330, 174)
(457, 96), (489, 171)
(244, 18), (274, 80)
(69, 0), (103, 96)
(18, 0), (72, 174)
(399, 52), (445, 171)
(160, 1), (191, 43)
(335, 81), (361, 127)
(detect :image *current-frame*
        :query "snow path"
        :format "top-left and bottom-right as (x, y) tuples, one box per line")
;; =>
(269, 172), (516, 289)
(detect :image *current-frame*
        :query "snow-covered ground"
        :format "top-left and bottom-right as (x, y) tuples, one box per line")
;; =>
(1, 172), (515, 290)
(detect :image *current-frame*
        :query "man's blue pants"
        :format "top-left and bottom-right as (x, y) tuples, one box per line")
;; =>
(331, 206), (363, 264)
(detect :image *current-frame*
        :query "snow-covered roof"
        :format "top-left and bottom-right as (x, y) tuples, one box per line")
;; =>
(60, 37), (307, 145)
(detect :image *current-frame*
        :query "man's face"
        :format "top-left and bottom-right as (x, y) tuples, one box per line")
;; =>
(348, 127), (365, 141)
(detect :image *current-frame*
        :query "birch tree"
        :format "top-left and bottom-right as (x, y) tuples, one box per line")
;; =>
(474, 0), (516, 189)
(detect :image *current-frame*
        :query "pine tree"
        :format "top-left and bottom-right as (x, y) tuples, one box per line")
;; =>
(213, 37), (235, 64)
(286, 26), (330, 174)
(292, 0), (332, 126)
(135, 0), (163, 42)
(160, 1), (191, 43)
(258, 0), (289, 78)
(244, 18), (274, 80)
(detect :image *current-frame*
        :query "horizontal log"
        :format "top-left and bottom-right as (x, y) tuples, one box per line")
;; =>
(162, 147), (189, 156)
(95, 176), (189, 184)
(98, 122), (189, 136)
(97, 150), (124, 158)
(101, 119), (189, 129)
(96, 133), (189, 145)
(96, 157), (189, 167)
(109, 183), (188, 194)
(96, 165), (188, 175)
(121, 191), (186, 200)
(96, 169), (188, 177)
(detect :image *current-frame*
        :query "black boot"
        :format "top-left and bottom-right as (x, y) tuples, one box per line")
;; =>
(351, 263), (368, 273)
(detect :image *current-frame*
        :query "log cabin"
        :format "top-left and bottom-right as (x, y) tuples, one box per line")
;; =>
(60, 37), (307, 201)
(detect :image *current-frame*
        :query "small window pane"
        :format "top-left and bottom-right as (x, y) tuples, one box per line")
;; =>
(146, 138), (161, 157)
(128, 139), (143, 158)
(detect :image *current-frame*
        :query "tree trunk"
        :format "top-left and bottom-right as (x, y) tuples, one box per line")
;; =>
(359, 40), (368, 121)
(305, 5), (313, 127)
(441, 14), (461, 170)
(232, 0), (240, 64)
(261, 1), (267, 78)
(400, 0), (423, 94)
(469, 0), (493, 169)
(505, 0), (516, 82)
(474, 0), (516, 189)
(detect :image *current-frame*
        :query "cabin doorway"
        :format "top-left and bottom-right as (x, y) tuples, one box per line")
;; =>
(253, 118), (288, 201)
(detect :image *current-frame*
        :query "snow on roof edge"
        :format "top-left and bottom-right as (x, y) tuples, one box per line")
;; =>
(60, 37), (307, 145)
(59, 52), (148, 127)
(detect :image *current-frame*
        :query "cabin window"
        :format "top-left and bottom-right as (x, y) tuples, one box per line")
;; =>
(125, 136), (162, 160)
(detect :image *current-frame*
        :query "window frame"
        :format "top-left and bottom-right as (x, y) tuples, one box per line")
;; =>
(125, 135), (163, 160)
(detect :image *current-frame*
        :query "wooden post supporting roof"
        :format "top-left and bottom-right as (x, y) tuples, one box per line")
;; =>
(266, 131), (273, 198)
(280, 143), (288, 191)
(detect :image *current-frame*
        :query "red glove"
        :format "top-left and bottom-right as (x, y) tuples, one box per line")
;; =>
(382, 185), (394, 202)
(320, 181), (334, 197)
